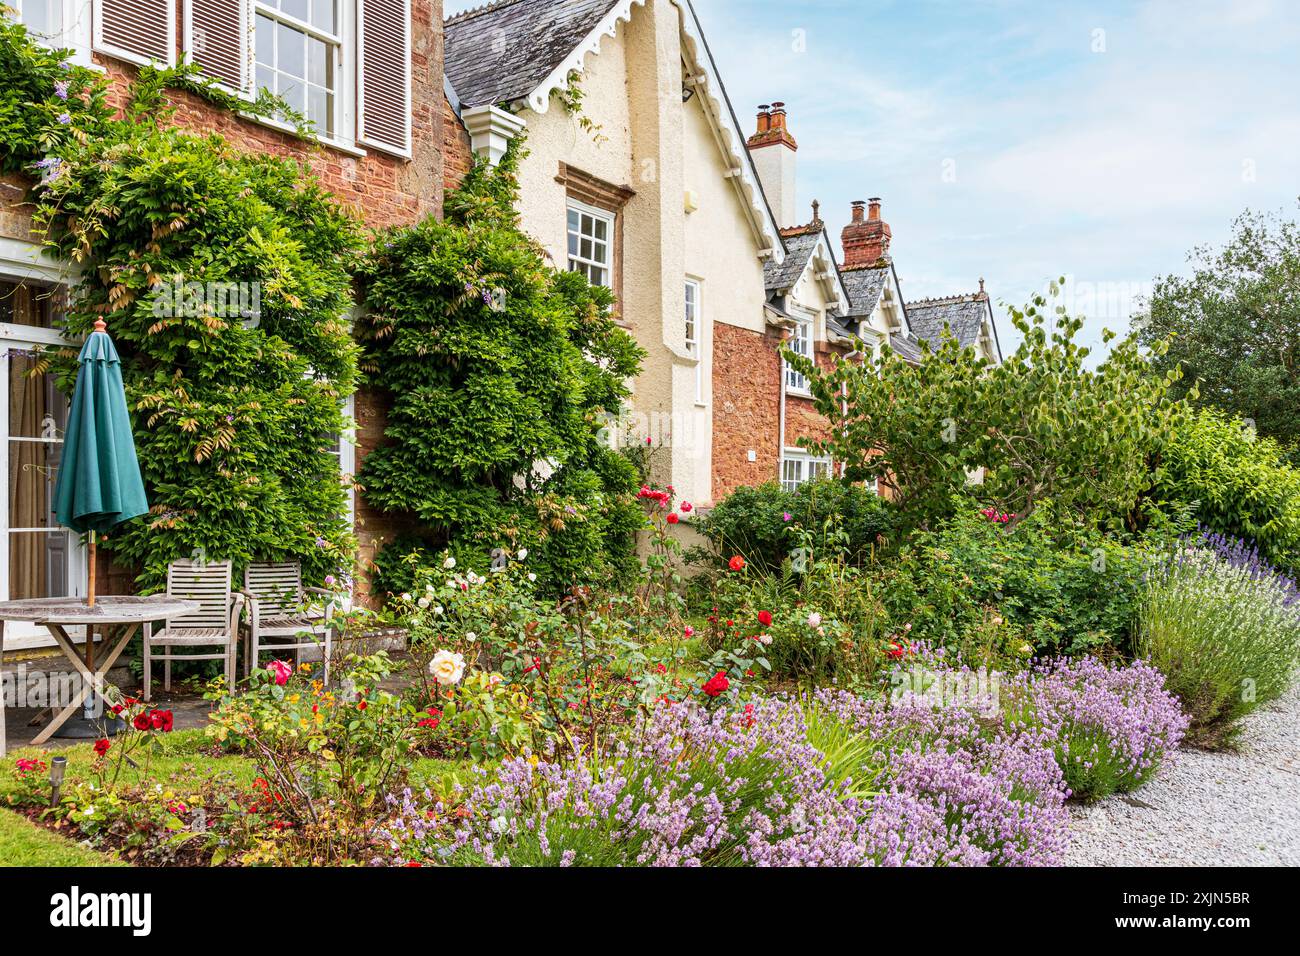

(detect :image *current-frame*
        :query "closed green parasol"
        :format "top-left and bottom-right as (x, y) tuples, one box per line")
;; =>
(52, 318), (148, 606)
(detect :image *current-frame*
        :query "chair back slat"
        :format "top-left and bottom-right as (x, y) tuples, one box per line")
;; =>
(166, 560), (233, 628)
(245, 562), (304, 618)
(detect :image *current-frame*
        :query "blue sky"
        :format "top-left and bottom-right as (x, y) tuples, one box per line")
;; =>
(445, 0), (1300, 354)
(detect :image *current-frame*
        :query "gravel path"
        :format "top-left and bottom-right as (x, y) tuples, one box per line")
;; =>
(1066, 683), (1300, 866)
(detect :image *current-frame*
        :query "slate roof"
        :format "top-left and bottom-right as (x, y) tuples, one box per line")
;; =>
(763, 231), (821, 292)
(839, 265), (890, 319)
(904, 294), (991, 350)
(888, 333), (923, 363)
(445, 0), (622, 109)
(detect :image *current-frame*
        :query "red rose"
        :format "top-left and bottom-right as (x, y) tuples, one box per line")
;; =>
(887, 642), (904, 659)
(757, 610), (773, 627)
(93, 739), (111, 757)
(132, 713), (151, 731)
(728, 555), (746, 571)
(702, 670), (729, 698)
(680, 502), (693, 513)
(666, 513), (680, 524)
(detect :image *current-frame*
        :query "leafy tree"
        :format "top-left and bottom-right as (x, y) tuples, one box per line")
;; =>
(1136, 206), (1300, 452)
(356, 144), (645, 594)
(788, 283), (1183, 530)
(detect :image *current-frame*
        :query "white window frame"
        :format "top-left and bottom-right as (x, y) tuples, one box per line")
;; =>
(251, 0), (351, 144)
(566, 198), (615, 289)
(780, 449), (832, 493)
(786, 309), (814, 395)
(0, 239), (86, 648)
(14, 0), (96, 68)
(685, 278), (705, 406)
(91, 0), (176, 69)
(332, 393), (356, 528)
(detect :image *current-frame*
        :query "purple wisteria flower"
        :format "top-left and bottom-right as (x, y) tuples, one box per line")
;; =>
(53, 79), (70, 100)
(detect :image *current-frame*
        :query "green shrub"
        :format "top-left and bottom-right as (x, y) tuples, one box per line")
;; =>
(1136, 537), (1300, 748)
(880, 503), (1153, 658)
(356, 144), (645, 597)
(690, 479), (897, 574)
(1151, 406), (1300, 575)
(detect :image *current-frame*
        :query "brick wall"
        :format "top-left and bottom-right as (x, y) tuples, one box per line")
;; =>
(713, 322), (859, 503)
(443, 97), (473, 193)
(712, 322), (783, 500)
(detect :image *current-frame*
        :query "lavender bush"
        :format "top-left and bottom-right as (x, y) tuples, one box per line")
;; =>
(1004, 658), (1188, 801)
(379, 692), (1070, 867)
(1137, 534), (1300, 747)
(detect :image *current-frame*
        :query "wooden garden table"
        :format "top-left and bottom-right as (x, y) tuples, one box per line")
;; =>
(0, 595), (199, 755)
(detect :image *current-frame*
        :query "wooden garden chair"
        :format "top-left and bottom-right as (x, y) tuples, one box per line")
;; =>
(143, 559), (244, 701)
(242, 562), (335, 686)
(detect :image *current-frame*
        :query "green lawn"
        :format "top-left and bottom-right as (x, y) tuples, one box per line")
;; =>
(2, 729), (472, 866)
(0, 808), (125, 867)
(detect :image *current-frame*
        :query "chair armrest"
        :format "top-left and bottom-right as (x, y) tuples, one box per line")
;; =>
(302, 587), (335, 597)
(229, 592), (247, 635)
(238, 590), (260, 622)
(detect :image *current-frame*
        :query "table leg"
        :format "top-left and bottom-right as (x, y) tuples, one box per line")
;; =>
(31, 623), (139, 746)
(1, 619), (6, 759)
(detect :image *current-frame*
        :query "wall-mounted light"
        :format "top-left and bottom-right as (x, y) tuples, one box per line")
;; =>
(682, 87), (695, 103)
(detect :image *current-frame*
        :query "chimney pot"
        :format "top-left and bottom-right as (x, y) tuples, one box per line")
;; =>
(841, 197), (891, 269)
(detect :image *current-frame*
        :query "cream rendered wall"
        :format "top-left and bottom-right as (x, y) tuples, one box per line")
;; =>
(682, 79), (768, 505)
(510, 0), (766, 508)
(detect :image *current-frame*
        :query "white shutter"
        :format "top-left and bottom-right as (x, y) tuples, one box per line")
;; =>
(357, 0), (411, 157)
(93, 0), (177, 67)
(184, 0), (249, 91)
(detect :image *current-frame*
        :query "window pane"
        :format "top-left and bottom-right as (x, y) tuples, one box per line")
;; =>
(19, 0), (60, 37)
(281, 79), (306, 114)
(8, 440), (61, 529)
(593, 218), (607, 241)
(281, 0), (310, 23)
(8, 353), (67, 438)
(256, 14), (275, 65)
(0, 281), (61, 329)
(567, 209), (579, 231)
(256, 64), (275, 97)
(278, 22), (306, 79)
(310, 0), (336, 33)
(307, 35), (328, 86)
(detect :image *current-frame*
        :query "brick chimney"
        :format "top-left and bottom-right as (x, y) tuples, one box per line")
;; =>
(841, 198), (892, 269)
(747, 102), (798, 229)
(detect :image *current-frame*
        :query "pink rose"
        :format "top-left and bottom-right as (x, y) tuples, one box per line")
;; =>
(267, 660), (293, 686)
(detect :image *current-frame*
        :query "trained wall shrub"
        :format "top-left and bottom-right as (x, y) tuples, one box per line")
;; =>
(4, 21), (359, 590)
(355, 144), (645, 596)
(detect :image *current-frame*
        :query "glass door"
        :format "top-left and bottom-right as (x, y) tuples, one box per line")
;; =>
(0, 278), (83, 645)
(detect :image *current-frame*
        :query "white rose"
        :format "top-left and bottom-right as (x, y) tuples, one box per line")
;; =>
(429, 650), (466, 686)
(465, 631), (477, 643)
(433, 605), (444, 616)
(807, 612), (822, 628)
(426, 583), (436, 593)
(400, 593), (411, 603)
(527, 573), (537, 583)
(517, 548), (529, 560)
(417, 597), (430, 609)
(759, 634), (772, 646)
(443, 556), (456, 570)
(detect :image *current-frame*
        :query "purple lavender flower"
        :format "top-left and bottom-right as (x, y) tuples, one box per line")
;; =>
(1004, 657), (1188, 801)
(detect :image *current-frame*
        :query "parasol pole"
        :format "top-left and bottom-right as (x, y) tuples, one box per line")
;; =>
(87, 530), (96, 609)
